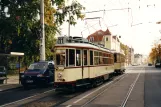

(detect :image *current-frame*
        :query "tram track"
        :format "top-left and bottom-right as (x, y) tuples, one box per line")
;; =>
(0, 72), (127, 107)
(60, 68), (144, 107)
(0, 69), (136, 107)
(23, 73), (127, 107)
(62, 72), (128, 107)
(77, 67), (144, 107)
(80, 73), (128, 107)
(0, 85), (54, 106)
(0, 85), (87, 107)
(120, 67), (144, 107)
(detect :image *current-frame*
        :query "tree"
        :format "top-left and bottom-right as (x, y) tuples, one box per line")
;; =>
(0, 0), (85, 66)
(149, 44), (161, 63)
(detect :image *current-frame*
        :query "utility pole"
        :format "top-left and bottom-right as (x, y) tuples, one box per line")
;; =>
(40, 0), (45, 61)
(68, 12), (70, 37)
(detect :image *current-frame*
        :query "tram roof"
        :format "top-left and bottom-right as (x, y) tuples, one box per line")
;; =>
(55, 42), (113, 53)
(111, 50), (125, 55)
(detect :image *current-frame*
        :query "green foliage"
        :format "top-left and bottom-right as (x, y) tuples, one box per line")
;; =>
(0, 0), (84, 66)
(120, 43), (129, 56)
(149, 44), (161, 63)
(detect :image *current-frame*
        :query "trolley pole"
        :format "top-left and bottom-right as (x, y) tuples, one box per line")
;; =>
(40, 0), (45, 61)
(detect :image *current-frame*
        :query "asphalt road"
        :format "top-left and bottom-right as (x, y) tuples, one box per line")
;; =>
(1, 65), (161, 107)
(145, 66), (161, 107)
(60, 65), (161, 107)
(0, 85), (54, 106)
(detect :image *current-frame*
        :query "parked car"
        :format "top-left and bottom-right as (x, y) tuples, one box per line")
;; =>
(148, 63), (152, 66)
(155, 62), (161, 68)
(20, 61), (54, 88)
(0, 66), (7, 84)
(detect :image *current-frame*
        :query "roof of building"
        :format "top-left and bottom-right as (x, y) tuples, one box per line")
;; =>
(87, 29), (111, 42)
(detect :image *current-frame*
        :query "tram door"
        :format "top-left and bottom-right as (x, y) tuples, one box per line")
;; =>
(82, 50), (88, 79)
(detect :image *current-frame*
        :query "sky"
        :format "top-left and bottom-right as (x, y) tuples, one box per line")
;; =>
(60, 0), (161, 55)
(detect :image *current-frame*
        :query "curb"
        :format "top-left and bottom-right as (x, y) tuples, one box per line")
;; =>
(0, 84), (22, 92)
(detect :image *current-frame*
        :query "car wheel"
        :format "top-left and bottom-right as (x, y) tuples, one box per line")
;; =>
(23, 84), (29, 89)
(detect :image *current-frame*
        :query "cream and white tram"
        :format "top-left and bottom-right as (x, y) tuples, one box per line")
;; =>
(113, 51), (126, 74)
(54, 36), (115, 91)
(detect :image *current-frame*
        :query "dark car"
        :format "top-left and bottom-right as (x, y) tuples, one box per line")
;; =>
(0, 66), (7, 84)
(20, 61), (54, 88)
(155, 62), (161, 68)
(148, 63), (152, 66)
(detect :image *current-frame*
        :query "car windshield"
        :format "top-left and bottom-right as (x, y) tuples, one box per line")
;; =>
(28, 63), (48, 71)
(0, 67), (5, 72)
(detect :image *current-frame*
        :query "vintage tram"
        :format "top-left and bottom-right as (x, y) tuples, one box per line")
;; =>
(113, 50), (126, 74)
(54, 36), (115, 91)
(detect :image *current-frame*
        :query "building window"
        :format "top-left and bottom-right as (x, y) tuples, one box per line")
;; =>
(90, 37), (94, 42)
(106, 37), (108, 41)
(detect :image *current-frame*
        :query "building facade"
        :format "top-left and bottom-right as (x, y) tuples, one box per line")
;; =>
(128, 47), (134, 65)
(134, 54), (143, 65)
(87, 29), (121, 52)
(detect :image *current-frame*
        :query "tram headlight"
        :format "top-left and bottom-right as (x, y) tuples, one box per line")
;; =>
(57, 72), (62, 78)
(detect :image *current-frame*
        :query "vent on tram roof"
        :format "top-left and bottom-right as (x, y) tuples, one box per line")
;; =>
(68, 36), (89, 43)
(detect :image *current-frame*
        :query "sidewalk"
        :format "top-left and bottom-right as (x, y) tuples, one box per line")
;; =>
(5, 75), (19, 84)
(0, 75), (21, 91)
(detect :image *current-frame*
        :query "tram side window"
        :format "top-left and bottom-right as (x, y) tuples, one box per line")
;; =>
(117, 54), (120, 62)
(114, 53), (117, 63)
(84, 50), (87, 65)
(94, 51), (99, 65)
(109, 54), (113, 64)
(76, 50), (81, 66)
(66, 49), (68, 66)
(90, 51), (93, 65)
(69, 49), (75, 66)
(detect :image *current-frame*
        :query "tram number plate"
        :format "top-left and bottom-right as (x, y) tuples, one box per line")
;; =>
(26, 80), (33, 83)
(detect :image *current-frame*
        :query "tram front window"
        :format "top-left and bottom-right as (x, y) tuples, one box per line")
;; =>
(56, 49), (65, 66)
(56, 54), (65, 66)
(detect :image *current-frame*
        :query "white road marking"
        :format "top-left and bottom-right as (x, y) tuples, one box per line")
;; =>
(66, 105), (72, 107)
(0, 89), (55, 107)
